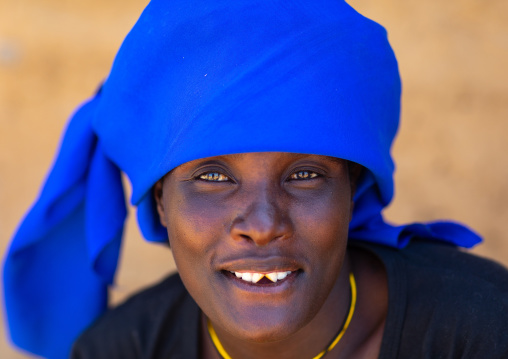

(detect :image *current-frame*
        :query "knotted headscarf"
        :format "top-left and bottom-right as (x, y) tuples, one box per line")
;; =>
(4, 0), (481, 357)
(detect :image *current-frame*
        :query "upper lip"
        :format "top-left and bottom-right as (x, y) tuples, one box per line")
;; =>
(218, 256), (303, 273)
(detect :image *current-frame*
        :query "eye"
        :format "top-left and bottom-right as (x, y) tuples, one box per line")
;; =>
(289, 170), (319, 180)
(198, 172), (230, 182)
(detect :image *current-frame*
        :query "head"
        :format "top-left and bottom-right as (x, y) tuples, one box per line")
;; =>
(97, 0), (399, 335)
(153, 152), (362, 340)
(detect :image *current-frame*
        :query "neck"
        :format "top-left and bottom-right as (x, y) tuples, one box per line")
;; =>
(201, 255), (354, 359)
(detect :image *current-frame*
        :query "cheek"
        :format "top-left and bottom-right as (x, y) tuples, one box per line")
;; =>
(163, 190), (229, 284)
(290, 186), (351, 282)
(166, 189), (227, 245)
(294, 187), (351, 242)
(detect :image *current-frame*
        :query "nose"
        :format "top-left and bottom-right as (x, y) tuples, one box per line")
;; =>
(230, 191), (293, 247)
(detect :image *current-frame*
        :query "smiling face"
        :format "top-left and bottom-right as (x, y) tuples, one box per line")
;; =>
(154, 152), (355, 344)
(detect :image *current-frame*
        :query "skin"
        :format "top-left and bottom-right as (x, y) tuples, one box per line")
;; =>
(154, 152), (387, 359)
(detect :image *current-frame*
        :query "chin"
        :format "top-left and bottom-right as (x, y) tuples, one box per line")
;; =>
(219, 304), (313, 343)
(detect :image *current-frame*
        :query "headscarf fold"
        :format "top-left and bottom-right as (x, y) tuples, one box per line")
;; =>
(4, 0), (481, 357)
(4, 91), (126, 358)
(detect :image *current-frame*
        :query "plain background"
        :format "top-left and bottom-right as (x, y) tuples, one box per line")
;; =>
(1, 0), (507, 357)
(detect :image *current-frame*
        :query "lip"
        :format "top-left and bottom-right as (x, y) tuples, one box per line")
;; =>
(218, 256), (304, 273)
(219, 269), (302, 295)
(216, 256), (305, 295)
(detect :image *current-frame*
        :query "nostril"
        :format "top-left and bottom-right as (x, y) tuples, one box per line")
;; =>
(230, 204), (293, 246)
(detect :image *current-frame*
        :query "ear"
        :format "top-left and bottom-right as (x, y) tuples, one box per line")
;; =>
(153, 179), (168, 228)
(348, 162), (363, 220)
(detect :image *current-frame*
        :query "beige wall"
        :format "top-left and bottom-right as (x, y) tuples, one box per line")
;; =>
(1, 0), (507, 357)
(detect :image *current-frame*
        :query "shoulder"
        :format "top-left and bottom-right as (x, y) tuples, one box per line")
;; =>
(359, 239), (508, 299)
(356, 240), (508, 358)
(71, 272), (200, 359)
(384, 239), (508, 300)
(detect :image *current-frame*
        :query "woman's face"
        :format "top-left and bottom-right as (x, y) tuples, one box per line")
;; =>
(155, 152), (355, 342)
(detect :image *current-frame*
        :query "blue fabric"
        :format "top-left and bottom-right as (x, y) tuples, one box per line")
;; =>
(3, 0), (481, 357)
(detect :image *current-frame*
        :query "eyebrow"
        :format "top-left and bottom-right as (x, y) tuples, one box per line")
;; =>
(188, 153), (348, 171)
(325, 156), (347, 165)
(223, 152), (346, 163)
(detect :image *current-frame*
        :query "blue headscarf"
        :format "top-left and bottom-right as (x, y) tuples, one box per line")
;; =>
(3, 0), (481, 357)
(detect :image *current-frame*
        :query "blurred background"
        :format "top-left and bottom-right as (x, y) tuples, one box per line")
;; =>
(1, 0), (507, 357)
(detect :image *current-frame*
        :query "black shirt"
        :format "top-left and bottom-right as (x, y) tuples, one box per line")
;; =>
(71, 240), (508, 358)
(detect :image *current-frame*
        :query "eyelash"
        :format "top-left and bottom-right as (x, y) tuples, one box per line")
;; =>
(196, 170), (320, 182)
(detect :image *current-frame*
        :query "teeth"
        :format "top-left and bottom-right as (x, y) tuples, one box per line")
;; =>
(277, 272), (288, 280)
(265, 272), (278, 282)
(231, 271), (293, 284)
(241, 272), (253, 282)
(251, 273), (264, 283)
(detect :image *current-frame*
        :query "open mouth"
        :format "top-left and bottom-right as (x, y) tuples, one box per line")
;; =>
(222, 270), (300, 286)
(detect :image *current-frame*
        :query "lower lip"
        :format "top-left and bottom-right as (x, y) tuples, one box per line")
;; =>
(220, 270), (302, 294)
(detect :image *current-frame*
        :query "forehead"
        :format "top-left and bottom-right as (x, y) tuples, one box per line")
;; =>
(170, 152), (348, 173)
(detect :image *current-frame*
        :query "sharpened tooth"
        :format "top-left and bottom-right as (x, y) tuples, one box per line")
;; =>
(251, 273), (264, 283)
(241, 272), (253, 282)
(265, 272), (278, 282)
(277, 271), (288, 280)
(235, 272), (242, 278)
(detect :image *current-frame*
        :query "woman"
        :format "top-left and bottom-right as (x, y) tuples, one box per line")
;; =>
(4, 0), (508, 358)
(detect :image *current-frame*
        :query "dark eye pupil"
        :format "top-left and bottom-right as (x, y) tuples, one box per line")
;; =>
(299, 171), (309, 179)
